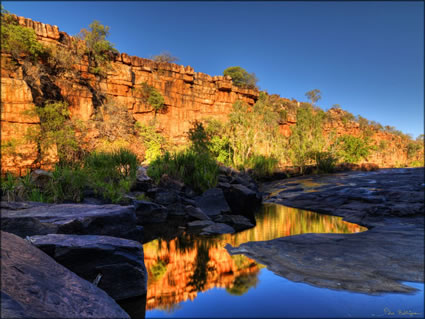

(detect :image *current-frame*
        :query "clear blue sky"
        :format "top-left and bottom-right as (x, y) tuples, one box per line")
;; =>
(4, 1), (424, 138)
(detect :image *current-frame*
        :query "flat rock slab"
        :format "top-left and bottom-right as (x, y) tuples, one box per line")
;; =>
(1, 231), (130, 318)
(200, 223), (235, 235)
(229, 168), (425, 294)
(1, 203), (142, 240)
(28, 234), (148, 301)
(227, 219), (424, 294)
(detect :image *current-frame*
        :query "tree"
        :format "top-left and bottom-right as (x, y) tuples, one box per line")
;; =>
(78, 20), (118, 74)
(151, 51), (179, 63)
(305, 89), (322, 105)
(223, 66), (258, 89)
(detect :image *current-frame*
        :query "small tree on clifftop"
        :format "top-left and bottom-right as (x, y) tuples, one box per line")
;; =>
(223, 66), (258, 90)
(305, 89), (322, 105)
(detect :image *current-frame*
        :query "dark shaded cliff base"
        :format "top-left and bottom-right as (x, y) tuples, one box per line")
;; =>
(227, 168), (424, 294)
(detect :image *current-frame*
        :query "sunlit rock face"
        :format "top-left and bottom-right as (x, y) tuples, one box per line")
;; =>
(143, 204), (365, 311)
(1, 15), (416, 174)
(1, 16), (258, 175)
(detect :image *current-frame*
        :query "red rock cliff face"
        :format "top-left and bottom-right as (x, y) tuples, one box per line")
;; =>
(0, 16), (258, 175)
(1, 16), (420, 175)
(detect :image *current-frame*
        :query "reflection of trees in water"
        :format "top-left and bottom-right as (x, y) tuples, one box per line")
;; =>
(188, 241), (210, 291)
(226, 273), (259, 296)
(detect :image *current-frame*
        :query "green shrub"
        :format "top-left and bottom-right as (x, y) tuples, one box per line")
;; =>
(336, 135), (371, 163)
(247, 154), (278, 179)
(1, 9), (45, 61)
(45, 165), (87, 203)
(1, 173), (19, 201)
(134, 83), (166, 114)
(136, 122), (167, 163)
(314, 151), (337, 173)
(223, 66), (258, 89)
(25, 100), (84, 165)
(148, 150), (219, 193)
(407, 142), (422, 159)
(84, 148), (139, 203)
(188, 121), (210, 154)
(78, 20), (118, 75)
(410, 160), (424, 168)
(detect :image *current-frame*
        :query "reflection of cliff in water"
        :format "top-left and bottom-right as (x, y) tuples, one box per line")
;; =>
(143, 204), (366, 311)
(144, 237), (260, 311)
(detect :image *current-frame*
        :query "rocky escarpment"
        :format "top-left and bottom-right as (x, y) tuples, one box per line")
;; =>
(1, 15), (258, 175)
(2, 15), (421, 175)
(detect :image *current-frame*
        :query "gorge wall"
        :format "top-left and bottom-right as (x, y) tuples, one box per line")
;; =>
(0, 15), (420, 175)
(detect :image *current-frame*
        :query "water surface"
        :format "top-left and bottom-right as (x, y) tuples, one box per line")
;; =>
(142, 204), (424, 318)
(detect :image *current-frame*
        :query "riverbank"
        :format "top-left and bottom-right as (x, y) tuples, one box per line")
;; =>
(227, 167), (424, 294)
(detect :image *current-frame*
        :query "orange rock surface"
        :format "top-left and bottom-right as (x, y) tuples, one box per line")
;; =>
(0, 15), (420, 174)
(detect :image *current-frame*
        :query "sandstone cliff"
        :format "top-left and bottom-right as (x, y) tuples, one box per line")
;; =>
(0, 15), (421, 175)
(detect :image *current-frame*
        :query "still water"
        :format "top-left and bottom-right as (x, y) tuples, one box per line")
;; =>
(142, 204), (423, 318)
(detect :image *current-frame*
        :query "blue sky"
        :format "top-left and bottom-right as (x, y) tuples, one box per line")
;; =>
(3, 1), (424, 138)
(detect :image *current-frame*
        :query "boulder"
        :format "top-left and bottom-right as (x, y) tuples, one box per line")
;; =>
(200, 223), (235, 235)
(194, 188), (231, 217)
(133, 200), (167, 224)
(131, 166), (152, 192)
(28, 234), (148, 301)
(222, 184), (262, 219)
(154, 189), (179, 205)
(1, 231), (130, 318)
(213, 214), (254, 231)
(0, 203), (142, 240)
(185, 205), (211, 221)
(166, 202), (187, 216)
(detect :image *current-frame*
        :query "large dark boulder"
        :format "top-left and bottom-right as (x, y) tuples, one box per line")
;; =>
(1, 231), (130, 318)
(28, 234), (148, 301)
(0, 203), (142, 240)
(213, 214), (254, 231)
(222, 184), (262, 220)
(194, 188), (231, 217)
(133, 200), (167, 224)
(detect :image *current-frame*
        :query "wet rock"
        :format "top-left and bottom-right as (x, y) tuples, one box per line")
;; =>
(251, 167), (425, 294)
(1, 231), (130, 318)
(226, 220), (424, 294)
(133, 200), (167, 224)
(28, 234), (147, 301)
(1, 203), (142, 240)
(166, 202), (187, 216)
(200, 222), (235, 235)
(187, 220), (215, 228)
(194, 188), (231, 216)
(223, 184), (262, 218)
(154, 189), (179, 205)
(185, 205), (211, 221)
(213, 214), (254, 231)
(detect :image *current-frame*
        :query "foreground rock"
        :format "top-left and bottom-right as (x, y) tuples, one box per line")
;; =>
(1, 231), (130, 318)
(1, 203), (142, 240)
(227, 168), (424, 294)
(28, 234), (148, 301)
(194, 188), (231, 217)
